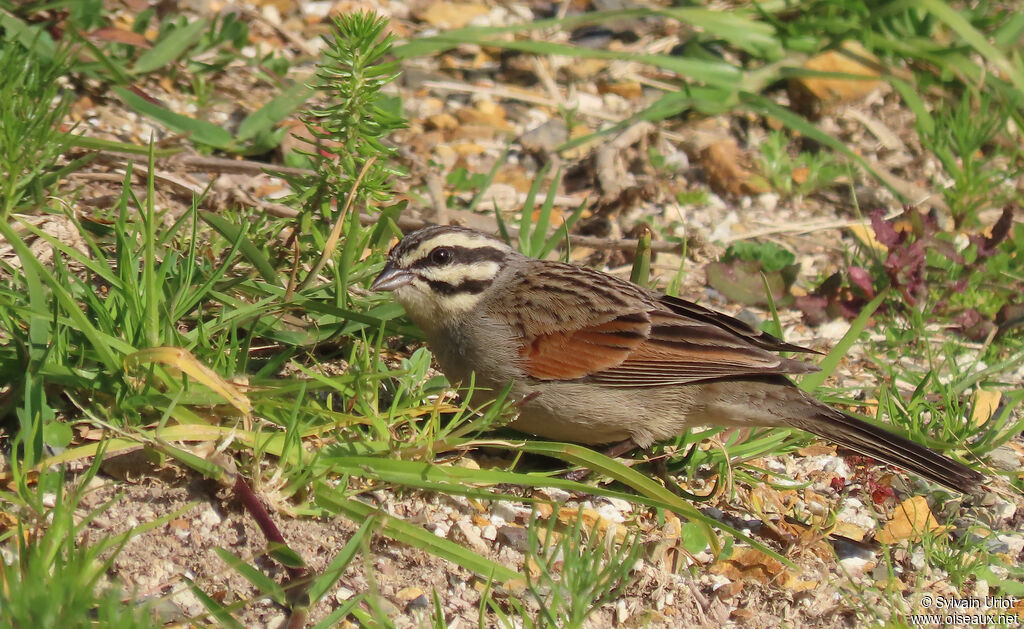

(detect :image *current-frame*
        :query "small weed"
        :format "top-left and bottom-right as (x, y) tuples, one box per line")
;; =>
(0, 450), (158, 629)
(758, 130), (845, 197)
(482, 509), (643, 629)
(918, 91), (1018, 228)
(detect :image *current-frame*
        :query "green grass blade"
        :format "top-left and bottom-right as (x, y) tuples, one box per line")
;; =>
(213, 547), (287, 605)
(307, 516), (377, 603)
(132, 18), (208, 75)
(0, 221), (121, 372)
(236, 82), (314, 143)
(314, 485), (520, 582)
(200, 211), (281, 285)
(799, 290), (887, 393)
(0, 13), (56, 60)
(113, 86), (234, 149)
(184, 577), (245, 629)
(914, 0), (1024, 94)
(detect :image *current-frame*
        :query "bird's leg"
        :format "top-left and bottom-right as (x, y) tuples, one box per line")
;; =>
(564, 438), (640, 482)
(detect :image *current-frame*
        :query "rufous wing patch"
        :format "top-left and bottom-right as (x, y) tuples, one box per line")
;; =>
(521, 314), (649, 380)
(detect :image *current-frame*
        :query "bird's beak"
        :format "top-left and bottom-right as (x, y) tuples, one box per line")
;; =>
(371, 263), (413, 292)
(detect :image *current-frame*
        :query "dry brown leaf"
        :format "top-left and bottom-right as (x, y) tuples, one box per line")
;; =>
(847, 223), (887, 252)
(597, 80), (643, 100)
(87, 27), (151, 47)
(562, 124), (598, 160)
(797, 444), (836, 456)
(875, 495), (950, 544)
(494, 166), (535, 194)
(699, 140), (768, 197)
(451, 142), (487, 156)
(424, 113), (459, 132)
(833, 520), (869, 542)
(782, 572), (820, 592)
(712, 547), (821, 591)
(565, 58), (609, 80)
(455, 102), (513, 132)
(710, 547), (785, 585)
(556, 506), (626, 542)
(416, 2), (490, 29)
(451, 125), (496, 141)
(971, 389), (1002, 426)
(790, 41), (883, 112)
(395, 587), (425, 601)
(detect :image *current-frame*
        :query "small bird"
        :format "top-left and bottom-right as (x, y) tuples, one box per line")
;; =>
(371, 225), (983, 493)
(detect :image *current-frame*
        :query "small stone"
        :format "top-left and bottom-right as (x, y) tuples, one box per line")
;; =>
(406, 594), (431, 612)
(495, 526), (528, 552)
(987, 534), (1024, 555)
(335, 586), (355, 603)
(539, 487), (571, 503)
(199, 505), (222, 527)
(838, 556), (874, 579)
(481, 525), (498, 541)
(448, 520), (488, 555)
(492, 501), (527, 524)
(986, 444), (1021, 471)
(519, 119), (568, 155)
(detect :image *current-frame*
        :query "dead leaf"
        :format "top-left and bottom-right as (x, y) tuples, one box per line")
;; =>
(789, 41), (883, 115)
(556, 507), (626, 543)
(415, 2), (490, 29)
(791, 165), (810, 186)
(597, 80), (643, 100)
(87, 27), (151, 47)
(710, 547), (783, 584)
(875, 495), (951, 544)
(424, 113), (459, 132)
(847, 223), (887, 252)
(455, 102), (513, 132)
(797, 444), (837, 456)
(971, 389), (1002, 427)
(395, 587), (425, 601)
(699, 140), (768, 197)
(833, 520), (869, 542)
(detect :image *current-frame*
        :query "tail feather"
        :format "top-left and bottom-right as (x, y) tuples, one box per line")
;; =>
(791, 406), (983, 494)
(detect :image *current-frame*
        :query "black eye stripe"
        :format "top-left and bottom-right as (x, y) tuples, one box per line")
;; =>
(408, 245), (508, 269)
(426, 278), (493, 295)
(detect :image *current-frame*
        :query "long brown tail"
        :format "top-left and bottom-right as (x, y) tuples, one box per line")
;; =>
(790, 404), (984, 494)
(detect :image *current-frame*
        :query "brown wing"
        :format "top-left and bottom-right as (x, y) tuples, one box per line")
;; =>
(519, 312), (651, 380)
(588, 310), (819, 387)
(658, 294), (821, 355)
(491, 263), (819, 387)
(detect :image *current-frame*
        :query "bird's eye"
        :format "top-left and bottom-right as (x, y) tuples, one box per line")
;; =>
(429, 246), (454, 266)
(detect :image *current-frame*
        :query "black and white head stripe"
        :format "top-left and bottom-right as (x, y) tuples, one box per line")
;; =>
(388, 226), (513, 301)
